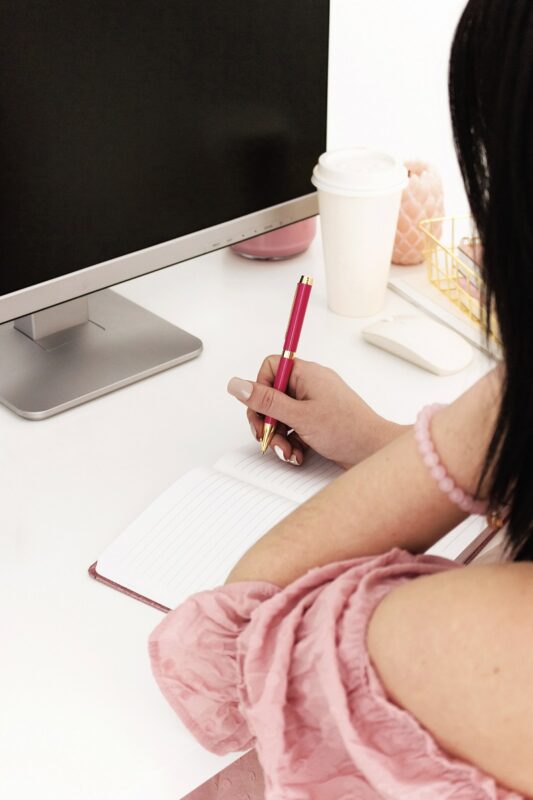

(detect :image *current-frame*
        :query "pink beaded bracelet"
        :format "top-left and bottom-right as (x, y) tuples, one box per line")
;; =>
(414, 403), (488, 515)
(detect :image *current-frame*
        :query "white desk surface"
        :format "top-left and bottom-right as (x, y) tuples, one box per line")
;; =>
(0, 238), (492, 799)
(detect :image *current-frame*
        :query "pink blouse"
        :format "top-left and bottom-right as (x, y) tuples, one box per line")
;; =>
(148, 549), (521, 800)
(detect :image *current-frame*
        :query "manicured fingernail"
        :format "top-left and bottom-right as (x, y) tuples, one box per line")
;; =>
(274, 445), (288, 462)
(227, 377), (253, 401)
(289, 454), (301, 466)
(249, 422), (259, 441)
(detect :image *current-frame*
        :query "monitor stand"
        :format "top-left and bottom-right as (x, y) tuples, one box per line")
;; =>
(0, 289), (202, 419)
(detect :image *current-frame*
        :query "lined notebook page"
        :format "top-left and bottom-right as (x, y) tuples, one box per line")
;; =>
(215, 444), (343, 503)
(426, 515), (490, 562)
(96, 467), (296, 609)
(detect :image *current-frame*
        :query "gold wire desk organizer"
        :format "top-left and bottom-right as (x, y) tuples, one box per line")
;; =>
(419, 215), (500, 345)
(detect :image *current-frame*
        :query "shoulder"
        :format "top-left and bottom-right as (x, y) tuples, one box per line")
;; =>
(367, 560), (533, 796)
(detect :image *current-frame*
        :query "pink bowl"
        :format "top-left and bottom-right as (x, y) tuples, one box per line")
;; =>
(231, 218), (317, 260)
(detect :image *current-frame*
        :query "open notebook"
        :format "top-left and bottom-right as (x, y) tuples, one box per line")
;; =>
(90, 445), (342, 611)
(90, 444), (495, 612)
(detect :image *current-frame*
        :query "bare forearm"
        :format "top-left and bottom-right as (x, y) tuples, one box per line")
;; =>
(368, 417), (411, 453)
(226, 369), (501, 587)
(226, 429), (464, 586)
(339, 419), (409, 469)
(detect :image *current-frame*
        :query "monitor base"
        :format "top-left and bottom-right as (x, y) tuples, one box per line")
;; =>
(0, 290), (202, 420)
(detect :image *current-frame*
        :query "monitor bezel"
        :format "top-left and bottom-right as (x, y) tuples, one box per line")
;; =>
(0, 193), (318, 325)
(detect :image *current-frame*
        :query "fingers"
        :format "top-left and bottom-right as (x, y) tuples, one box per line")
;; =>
(256, 354), (280, 387)
(227, 377), (304, 432)
(287, 429), (308, 455)
(285, 429), (306, 466)
(248, 410), (262, 443)
(247, 410), (304, 465)
(255, 354), (312, 399)
(270, 429), (303, 466)
(230, 355), (314, 466)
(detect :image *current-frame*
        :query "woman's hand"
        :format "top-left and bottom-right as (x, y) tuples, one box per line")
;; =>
(227, 356), (405, 468)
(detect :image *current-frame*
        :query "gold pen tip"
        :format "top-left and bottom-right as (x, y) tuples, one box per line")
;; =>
(260, 423), (275, 454)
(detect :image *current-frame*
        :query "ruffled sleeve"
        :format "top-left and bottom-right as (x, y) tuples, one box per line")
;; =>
(149, 549), (522, 800)
(148, 581), (278, 754)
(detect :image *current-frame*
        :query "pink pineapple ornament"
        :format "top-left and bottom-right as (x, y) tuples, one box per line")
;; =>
(392, 160), (444, 265)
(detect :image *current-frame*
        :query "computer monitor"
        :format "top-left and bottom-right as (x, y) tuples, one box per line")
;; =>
(0, 1), (329, 419)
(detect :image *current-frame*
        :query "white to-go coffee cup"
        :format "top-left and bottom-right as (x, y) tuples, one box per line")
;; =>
(312, 148), (408, 317)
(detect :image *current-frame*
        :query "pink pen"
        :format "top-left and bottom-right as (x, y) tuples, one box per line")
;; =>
(261, 275), (313, 453)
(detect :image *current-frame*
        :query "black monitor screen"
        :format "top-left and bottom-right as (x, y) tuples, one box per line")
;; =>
(0, 1), (329, 296)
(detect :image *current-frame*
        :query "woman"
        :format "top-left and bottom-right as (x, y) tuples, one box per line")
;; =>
(149, 1), (533, 797)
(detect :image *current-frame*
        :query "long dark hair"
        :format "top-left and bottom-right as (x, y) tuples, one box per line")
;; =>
(449, 0), (533, 559)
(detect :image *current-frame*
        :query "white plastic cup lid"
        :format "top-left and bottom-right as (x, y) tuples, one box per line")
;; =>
(311, 147), (408, 197)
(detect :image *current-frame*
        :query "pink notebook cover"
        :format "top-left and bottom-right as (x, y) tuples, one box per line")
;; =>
(88, 562), (170, 613)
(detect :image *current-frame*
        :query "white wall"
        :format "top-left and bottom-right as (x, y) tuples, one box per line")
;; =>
(327, 0), (469, 215)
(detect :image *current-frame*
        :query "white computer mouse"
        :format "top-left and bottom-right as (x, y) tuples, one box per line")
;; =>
(361, 314), (473, 375)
